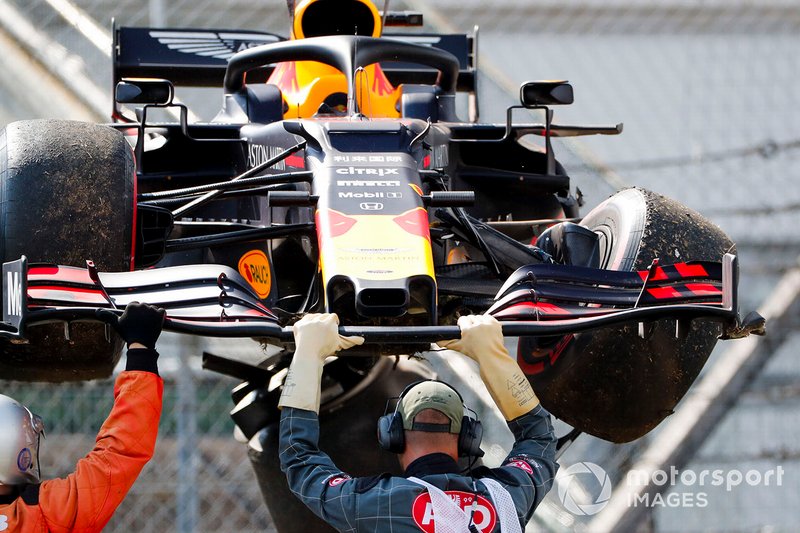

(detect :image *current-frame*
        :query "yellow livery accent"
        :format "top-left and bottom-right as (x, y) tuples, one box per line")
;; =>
(267, 62), (399, 118)
(268, 0), (400, 118)
(317, 210), (435, 283)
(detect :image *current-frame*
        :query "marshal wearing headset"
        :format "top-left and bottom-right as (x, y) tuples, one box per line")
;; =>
(277, 313), (558, 532)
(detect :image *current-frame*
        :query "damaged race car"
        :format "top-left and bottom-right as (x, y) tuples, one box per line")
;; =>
(0, 0), (765, 529)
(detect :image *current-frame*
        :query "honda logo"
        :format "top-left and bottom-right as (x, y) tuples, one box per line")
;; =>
(359, 202), (384, 211)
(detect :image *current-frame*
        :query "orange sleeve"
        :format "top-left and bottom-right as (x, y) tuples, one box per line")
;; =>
(36, 371), (163, 533)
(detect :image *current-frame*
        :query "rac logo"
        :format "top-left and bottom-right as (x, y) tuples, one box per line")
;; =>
(238, 250), (272, 299)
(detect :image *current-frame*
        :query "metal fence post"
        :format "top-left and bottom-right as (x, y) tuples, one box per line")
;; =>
(149, 0), (165, 27)
(176, 335), (200, 533)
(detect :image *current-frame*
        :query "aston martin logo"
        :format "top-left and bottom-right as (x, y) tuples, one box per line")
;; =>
(150, 31), (282, 60)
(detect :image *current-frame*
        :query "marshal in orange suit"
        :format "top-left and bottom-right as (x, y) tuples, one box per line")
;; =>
(0, 303), (165, 533)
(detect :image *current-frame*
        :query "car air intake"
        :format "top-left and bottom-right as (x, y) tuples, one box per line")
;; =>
(356, 288), (408, 318)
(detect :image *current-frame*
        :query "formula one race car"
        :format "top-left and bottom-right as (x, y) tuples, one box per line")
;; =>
(0, 1), (764, 525)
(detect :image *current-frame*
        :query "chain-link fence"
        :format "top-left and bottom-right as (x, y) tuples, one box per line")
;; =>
(0, 359), (275, 531)
(1, 1), (799, 531)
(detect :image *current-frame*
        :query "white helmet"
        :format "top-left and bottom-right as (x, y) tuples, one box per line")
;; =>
(0, 394), (45, 485)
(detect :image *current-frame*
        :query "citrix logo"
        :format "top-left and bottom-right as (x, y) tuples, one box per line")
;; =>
(335, 167), (400, 176)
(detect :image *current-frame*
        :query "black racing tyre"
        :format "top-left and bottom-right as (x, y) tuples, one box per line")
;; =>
(0, 120), (135, 381)
(522, 188), (734, 442)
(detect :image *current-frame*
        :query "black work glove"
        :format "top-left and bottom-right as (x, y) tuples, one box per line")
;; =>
(118, 302), (166, 348)
(97, 302), (166, 349)
(97, 302), (166, 375)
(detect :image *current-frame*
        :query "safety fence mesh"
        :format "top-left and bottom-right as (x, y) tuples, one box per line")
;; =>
(0, 367), (273, 532)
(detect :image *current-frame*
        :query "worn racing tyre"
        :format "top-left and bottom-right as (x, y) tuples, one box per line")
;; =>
(0, 120), (135, 381)
(521, 188), (733, 442)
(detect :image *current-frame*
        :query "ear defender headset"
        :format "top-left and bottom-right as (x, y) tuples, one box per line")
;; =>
(377, 380), (484, 458)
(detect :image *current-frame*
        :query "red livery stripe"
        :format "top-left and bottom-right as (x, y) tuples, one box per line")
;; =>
(646, 286), (682, 299)
(30, 285), (103, 295)
(550, 334), (574, 365)
(675, 263), (709, 278)
(28, 266), (60, 276)
(685, 283), (721, 296)
(316, 209), (357, 238)
(29, 286), (107, 304)
(28, 266), (93, 285)
(130, 152), (138, 271)
(515, 357), (545, 375)
(393, 208), (431, 241)
(638, 268), (668, 281)
(285, 154), (305, 168)
(638, 262), (711, 282)
(536, 302), (569, 315)
(648, 267), (669, 281)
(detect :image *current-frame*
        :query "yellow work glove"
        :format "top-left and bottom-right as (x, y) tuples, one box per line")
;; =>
(438, 315), (539, 421)
(278, 313), (364, 413)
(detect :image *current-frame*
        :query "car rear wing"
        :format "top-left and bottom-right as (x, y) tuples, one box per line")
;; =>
(1, 254), (764, 352)
(113, 24), (477, 92)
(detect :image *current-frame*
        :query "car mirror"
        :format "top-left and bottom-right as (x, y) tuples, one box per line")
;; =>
(520, 81), (573, 107)
(115, 78), (174, 105)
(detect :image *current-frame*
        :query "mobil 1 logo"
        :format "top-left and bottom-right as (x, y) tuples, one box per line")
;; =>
(332, 173), (406, 213)
(338, 191), (403, 199)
